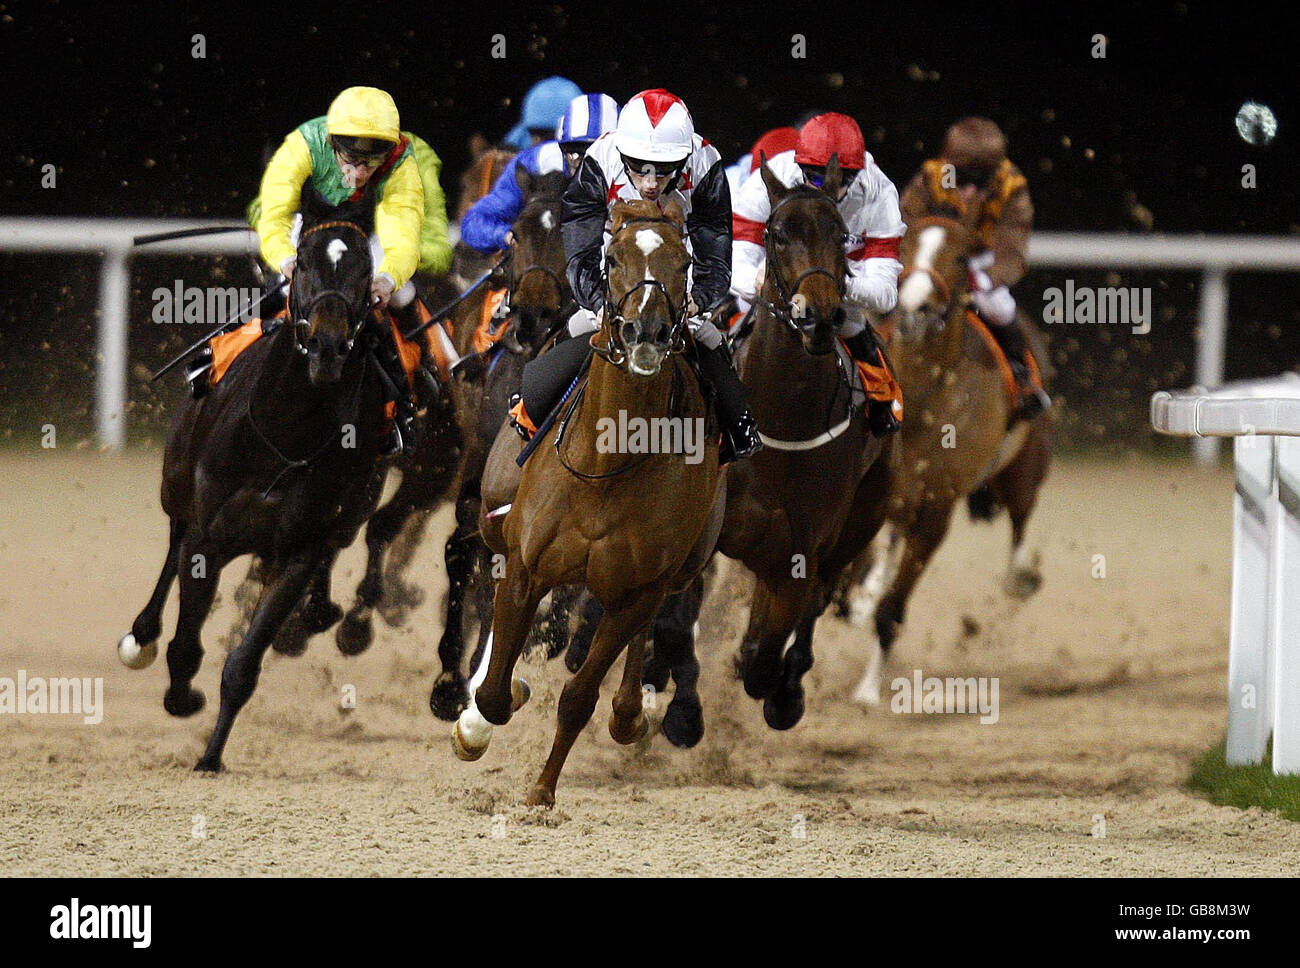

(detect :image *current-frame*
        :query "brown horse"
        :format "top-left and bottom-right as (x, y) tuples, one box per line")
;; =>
(455, 200), (725, 807)
(714, 159), (895, 730)
(841, 210), (1052, 704)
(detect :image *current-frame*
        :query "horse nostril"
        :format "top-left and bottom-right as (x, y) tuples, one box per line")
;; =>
(832, 307), (846, 325)
(656, 324), (669, 344)
(336, 339), (349, 357)
(621, 321), (637, 345)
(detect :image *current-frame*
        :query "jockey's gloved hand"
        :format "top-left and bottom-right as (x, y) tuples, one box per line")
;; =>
(567, 307), (600, 339)
(972, 285), (1017, 326)
(371, 274), (396, 309)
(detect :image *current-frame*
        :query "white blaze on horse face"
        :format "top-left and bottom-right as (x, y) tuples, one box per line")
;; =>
(540, 210), (555, 231)
(637, 232), (661, 312)
(327, 238), (349, 268)
(898, 225), (946, 312)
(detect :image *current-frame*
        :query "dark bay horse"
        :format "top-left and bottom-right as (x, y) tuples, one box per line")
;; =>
(840, 210), (1052, 704)
(712, 159), (895, 730)
(429, 167), (578, 719)
(118, 220), (388, 771)
(456, 200), (726, 806)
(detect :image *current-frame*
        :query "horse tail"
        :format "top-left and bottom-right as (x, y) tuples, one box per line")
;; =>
(967, 484), (1000, 522)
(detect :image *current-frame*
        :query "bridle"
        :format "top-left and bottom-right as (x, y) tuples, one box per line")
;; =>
(759, 189), (848, 334)
(591, 215), (689, 368)
(894, 216), (970, 330)
(288, 220), (373, 357)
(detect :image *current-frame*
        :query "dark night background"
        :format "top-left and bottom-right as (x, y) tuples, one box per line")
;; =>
(1, 0), (1296, 450)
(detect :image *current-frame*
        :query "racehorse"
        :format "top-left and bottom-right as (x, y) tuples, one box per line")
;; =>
(451, 138), (516, 290)
(118, 220), (388, 771)
(840, 207), (1052, 705)
(455, 200), (726, 806)
(712, 158), (895, 730)
(428, 167), (579, 719)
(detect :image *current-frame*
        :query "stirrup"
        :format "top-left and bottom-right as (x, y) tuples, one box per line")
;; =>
(507, 392), (533, 442)
(723, 410), (763, 462)
(184, 347), (213, 399)
(868, 399), (902, 437)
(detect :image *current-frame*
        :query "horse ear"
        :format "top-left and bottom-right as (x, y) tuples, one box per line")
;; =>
(515, 163), (532, 195)
(610, 201), (632, 234)
(822, 153), (843, 198)
(660, 198), (686, 228)
(468, 133), (489, 160)
(759, 155), (788, 207)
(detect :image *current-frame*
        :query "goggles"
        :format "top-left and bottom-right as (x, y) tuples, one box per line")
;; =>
(953, 164), (996, 189)
(621, 154), (685, 180)
(799, 164), (859, 190)
(331, 137), (391, 168)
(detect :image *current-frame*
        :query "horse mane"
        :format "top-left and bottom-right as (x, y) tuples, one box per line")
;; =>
(611, 199), (684, 234)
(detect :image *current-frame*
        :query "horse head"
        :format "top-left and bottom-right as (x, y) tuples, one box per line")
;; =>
(506, 167), (569, 353)
(759, 155), (848, 356)
(892, 215), (978, 345)
(602, 199), (690, 378)
(289, 221), (372, 386)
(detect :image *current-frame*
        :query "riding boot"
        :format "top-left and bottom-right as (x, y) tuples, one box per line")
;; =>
(987, 320), (1050, 421)
(841, 328), (902, 437)
(372, 311), (419, 457)
(695, 341), (762, 461)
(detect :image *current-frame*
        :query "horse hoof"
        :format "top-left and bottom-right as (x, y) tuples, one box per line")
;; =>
(271, 616), (310, 656)
(452, 709), (492, 762)
(193, 756), (222, 773)
(336, 608), (373, 656)
(524, 784), (555, 808)
(510, 677), (531, 712)
(117, 633), (157, 670)
(564, 639), (590, 674)
(1003, 568), (1043, 601)
(741, 658), (780, 701)
(609, 711), (650, 745)
(429, 675), (470, 722)
(661, 701), (704, 749)
(163, 688), (205, 718)
(302, 600), (344, 634)
(763, 690), (805, 731)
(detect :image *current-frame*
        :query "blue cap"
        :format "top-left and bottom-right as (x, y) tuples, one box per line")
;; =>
(504, 76), (583, 150)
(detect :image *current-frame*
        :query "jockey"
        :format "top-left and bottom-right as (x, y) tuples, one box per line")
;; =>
(461, 92), (620, 254)
(899, 116), (1049, 419)
(730, 112), (906, 436)
(513, 88), (763, 461)
(503, 76), (583, 151)
(255, 86), (430, 455)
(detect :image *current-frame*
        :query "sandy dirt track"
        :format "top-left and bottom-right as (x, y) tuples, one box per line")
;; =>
(2, 450), (1298, 877)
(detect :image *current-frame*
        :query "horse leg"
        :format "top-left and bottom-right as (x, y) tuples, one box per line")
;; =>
(738, 578), (812, 708)
(529, 587), (664, 807)
(272, 554), (342, 657)
(854, 503), (956, 706)
(848, 524), (904, 704)
(766, 603), (819, 731)
(429, 495), (484, 719)
(565, 590), (603, 673)
(993, 419), (1051, 600)
(378, 504), (437, 623)
(162, 531), (223, 718)
(451, 554), (541, 760)
(337, 485), (409, 655)
(195, 552), (320, 772)
(119, 517), (183, 669)
(608, 635), (650, 745)
(653, 577), (706, 748)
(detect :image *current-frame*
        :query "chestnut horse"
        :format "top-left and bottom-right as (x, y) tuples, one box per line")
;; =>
(118, 220), (387, 770)
(713, 159), (895, 730)
(455, 200), (726, 806)
(842, 209), (1052, 704)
